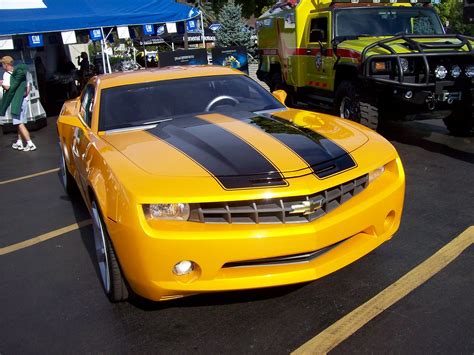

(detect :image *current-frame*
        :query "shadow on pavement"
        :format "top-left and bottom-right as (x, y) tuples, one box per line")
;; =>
(128, 282), (309, 312)
(378, 120), (474, 164)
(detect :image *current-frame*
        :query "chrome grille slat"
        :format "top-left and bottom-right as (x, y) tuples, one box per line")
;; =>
(189, 174), (369, 224)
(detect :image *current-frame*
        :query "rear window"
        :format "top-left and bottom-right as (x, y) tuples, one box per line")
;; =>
(99, 75), (284, 131)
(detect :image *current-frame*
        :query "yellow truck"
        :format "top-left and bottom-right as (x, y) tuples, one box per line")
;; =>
(257, 0), (474, 135)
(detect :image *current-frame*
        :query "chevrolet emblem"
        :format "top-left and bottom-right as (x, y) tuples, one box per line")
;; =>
(289, 199), (324, 215)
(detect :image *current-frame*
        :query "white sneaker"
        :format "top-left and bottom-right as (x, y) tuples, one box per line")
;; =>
(23, 143), (37, 152)
(12, 141), (24, 150)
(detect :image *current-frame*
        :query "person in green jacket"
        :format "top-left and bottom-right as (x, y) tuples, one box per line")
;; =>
(1, 56), (36, 151)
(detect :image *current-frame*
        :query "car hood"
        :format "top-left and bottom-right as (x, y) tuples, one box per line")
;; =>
(102, 110), (369, 189)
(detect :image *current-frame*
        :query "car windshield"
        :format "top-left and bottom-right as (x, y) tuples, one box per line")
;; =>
(334, 8), (444, 38)
(99, 74), (285, 131)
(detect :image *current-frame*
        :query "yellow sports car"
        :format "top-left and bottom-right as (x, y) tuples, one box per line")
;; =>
(57, 66), (405, 302)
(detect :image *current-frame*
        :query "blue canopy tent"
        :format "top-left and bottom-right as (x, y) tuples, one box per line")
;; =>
(0, 0), (199, 36)
(0, 0), (201, 73)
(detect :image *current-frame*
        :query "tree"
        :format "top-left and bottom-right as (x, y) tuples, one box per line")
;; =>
(215, 0), (256, 53)
(435, 0), (474, 35)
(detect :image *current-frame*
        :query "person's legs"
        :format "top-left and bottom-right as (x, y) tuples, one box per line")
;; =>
(20, 98), (36, 151)
(11, 115), (24, 149)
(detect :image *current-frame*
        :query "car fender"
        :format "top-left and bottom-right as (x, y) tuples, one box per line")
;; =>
(86, 139), (120, 222)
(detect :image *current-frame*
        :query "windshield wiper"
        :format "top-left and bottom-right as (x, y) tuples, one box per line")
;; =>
(141, 118), (173, 125)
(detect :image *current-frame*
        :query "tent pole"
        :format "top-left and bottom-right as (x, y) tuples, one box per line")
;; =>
(142, 37), (147, 69)
(200, 11), (205, 48)
(101, 27), (113, 74)
(184, 21), (188, 50)
(100, 38), (107, 74)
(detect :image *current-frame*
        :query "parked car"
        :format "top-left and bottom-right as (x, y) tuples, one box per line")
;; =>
(57, 66), (405, 302)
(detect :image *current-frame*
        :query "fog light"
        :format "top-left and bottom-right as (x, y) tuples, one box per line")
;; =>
(404, 91), (413, 99)
(435, 65), (447, 79)
(369, 166), (385, 184)
(173, 260), (195, 276)
(465, 65), (474, 78)
(451, 65), (461, 78)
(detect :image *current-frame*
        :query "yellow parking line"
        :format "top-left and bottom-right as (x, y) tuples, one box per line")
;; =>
(0, 219), (92, 256)
(0, 168), (60, 185)
(292, 226), (474, 355)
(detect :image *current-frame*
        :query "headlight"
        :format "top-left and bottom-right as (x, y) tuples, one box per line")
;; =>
(450, 65), (461, 78)
(368, 166), (385, 184)
(465, 65), (474, 78)
(144, 203), (190, 221)
(399, 58), (409, 73)
(434, 65), (447, 79)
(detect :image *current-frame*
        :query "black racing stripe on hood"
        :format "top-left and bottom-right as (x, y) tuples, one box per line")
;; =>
(146, 116), (287, 190)
(228, 112), (356, 178)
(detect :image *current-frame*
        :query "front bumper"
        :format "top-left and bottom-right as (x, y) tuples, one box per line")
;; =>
(107, 157), (405, 302)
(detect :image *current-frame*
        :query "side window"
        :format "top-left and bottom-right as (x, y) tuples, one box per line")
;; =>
(309, 17), (328, 43)
(80, 85), (95, 127)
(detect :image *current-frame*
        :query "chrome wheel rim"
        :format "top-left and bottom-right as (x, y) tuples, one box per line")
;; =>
(92, 202), (111, 293)
(340, 97), (352, 119)
(60, 148), (67, 188)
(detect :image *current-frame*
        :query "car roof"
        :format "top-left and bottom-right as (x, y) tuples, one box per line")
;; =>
(96, 65), (244, 89)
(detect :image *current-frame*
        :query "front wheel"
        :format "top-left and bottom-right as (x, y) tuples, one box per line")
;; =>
(335, 81), (379, 130)
(59, 145), (77, 195)
(91, 201), (129, 302)
(442, 103), (474, 136)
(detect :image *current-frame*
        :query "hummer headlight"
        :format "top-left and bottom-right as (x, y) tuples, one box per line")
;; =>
(435, 65), (447, 79)
(465, 65), (474, 78)
(144, 203), (190, 221)
(399, 58), (409, 73)
(450, 65), (461, 78)
(368, 166), (385, 184)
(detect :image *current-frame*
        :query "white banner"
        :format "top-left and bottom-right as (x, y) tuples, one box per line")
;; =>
(117, 26), (130, 39)
(61, 31), (77, 45)
(0, 36), (14, 50)
(0, 0), (46, 9)
(166, 22), (177, 34)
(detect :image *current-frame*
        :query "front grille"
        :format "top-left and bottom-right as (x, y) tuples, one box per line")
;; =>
(223, 239), (345, 268)
(188, 174), (368, 224)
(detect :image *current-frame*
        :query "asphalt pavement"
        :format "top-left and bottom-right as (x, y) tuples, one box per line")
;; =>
(0, 116), (473, 354)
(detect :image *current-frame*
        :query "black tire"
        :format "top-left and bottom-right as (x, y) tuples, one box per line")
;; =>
(91, 201), (129, 302)
(442, 104), (474, 136)
(268, 71), (282, 92)
(59, 144), (77, 196)
(335, 81), (379, 130)
(268, 72), (299, 108)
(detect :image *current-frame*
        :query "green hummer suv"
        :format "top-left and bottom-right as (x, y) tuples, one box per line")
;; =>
(257, 0), (474, 135)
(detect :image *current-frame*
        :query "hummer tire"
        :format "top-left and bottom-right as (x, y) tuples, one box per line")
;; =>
(442, 104), (474, 136)
(335, 81), (379, 130)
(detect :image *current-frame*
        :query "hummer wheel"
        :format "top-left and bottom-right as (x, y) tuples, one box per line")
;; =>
(442, 104), (474, 136)
(335, 81), (379, 130)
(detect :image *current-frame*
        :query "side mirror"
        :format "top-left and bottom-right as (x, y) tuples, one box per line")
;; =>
(272, 90), (287, 105)
(58, 115), (84, 129)
(310, 29), (326, 43)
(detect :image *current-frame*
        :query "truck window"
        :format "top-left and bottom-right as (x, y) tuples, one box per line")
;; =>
(309, 17), (328, 43)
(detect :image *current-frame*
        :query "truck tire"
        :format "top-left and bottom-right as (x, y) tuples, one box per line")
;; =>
(442, 104), (474, 136)
(335, 81), (379, 130)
